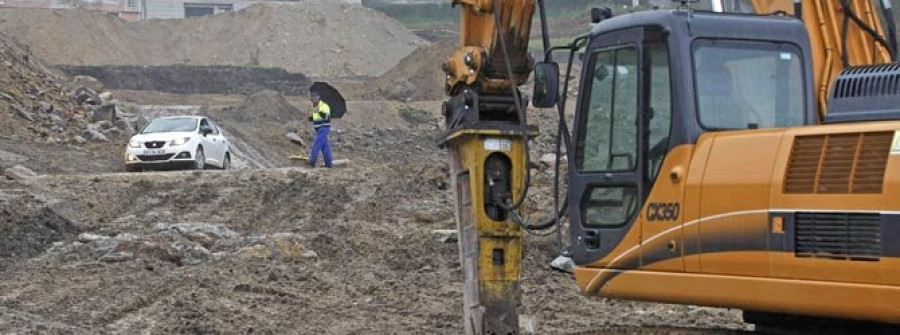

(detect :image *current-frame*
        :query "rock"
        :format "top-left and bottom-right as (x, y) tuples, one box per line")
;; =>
(99, 251), (134, 263)
(432, 229), (458, 243)
(549, 255), (575, 273)
(285, 132), (305, 146)
(539, 153), (557, 166)
(73, 75), (104, 92)
(270, 233), (316, 260)
(103, 127), (123, 137)
(519, 315), (536, 335)
(142, 242), (182, 263)
(414, 210), (440, 223)
(236, 244), (274, 259)
(72, 135), (87, 145)
(83, 129), (109, 142)
(174, 241), (211, 265)
(182, 231), (215, 248)
(47, 114), (67, 128)
(3, 165), (37, 181)
(99, 91), (114, 103)
(91, 104), (116, 123)
(75, 87), (99, 106)
(115, 233), (139, 241)
(172, 223), (238, 240)
(36, 101), (53, 114)
(0, 92), (13, 103)
(92, 238), (120, 257)
(10, 105), (34, 122)
(96, 120), (113, 129)
(114, 104), (134, 118)
(77, 232), (107, 243)
(115, 118), (136, 134)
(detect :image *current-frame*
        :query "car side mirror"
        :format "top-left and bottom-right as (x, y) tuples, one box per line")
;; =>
(201, 128), (212, 136)
(532, 62), (560, 108)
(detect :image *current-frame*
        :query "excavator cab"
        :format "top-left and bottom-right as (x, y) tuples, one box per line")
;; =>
(535, 9), (818, 267)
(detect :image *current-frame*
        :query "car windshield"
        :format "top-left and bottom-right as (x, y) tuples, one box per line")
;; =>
(141, 117), (198, 134)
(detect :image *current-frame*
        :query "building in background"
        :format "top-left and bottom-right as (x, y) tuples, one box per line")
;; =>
(0, 0), (361, 21)
(0, 0), (142, 20)
(145, 0), (360, 19)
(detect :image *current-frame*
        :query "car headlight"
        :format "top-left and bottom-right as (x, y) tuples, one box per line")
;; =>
(170, 137), (192, 146)
(128, 140), (141, 148)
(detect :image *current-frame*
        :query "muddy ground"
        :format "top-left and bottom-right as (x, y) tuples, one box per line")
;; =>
(0, 89), (751, 333)
(0, 4), (752, 333)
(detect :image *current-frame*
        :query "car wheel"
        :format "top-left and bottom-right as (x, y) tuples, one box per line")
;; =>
(193, 147), (206, 170)
(222, 153), (231, 170)
(126, 164), (140, 173)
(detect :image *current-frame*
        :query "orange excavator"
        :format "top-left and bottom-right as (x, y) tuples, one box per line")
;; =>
(440, 0), (900, 333)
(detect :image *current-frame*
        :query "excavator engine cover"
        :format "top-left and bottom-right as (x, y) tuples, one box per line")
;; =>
(826, 64), (900, 123)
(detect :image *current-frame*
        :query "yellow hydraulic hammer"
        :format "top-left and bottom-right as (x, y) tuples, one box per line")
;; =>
(442, 129), (529, 335)
(441, 0), (537, 333)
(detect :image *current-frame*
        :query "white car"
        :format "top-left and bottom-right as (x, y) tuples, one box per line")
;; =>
(125, 116), (231, 172)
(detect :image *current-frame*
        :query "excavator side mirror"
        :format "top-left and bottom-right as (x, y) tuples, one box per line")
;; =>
(533, 62), (560, 108)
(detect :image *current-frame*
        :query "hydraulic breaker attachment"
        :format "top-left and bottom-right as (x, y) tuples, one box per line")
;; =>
(440, 87), (534, 335)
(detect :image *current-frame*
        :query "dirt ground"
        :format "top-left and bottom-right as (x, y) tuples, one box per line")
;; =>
(0, 4), (753, 334)
(0, 89), (751, 334)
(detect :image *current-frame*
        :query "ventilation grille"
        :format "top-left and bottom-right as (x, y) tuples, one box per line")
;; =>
(795, 212), (881, 261)
(784, 132), (891, 194)
(831, 63), (900, 98)
(826, 64), (900, 123)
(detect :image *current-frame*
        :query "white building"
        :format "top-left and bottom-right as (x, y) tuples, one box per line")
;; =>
(144, 0), (361, 19)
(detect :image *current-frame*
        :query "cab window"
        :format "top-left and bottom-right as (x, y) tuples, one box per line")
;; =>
(694, 39), (804, 130)
(576, 46), (639, 173)
(646, 41), (671, 184)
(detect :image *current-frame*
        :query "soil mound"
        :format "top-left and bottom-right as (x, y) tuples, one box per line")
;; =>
(231, 90), (301, 123)
(0, 4), (425, 77)
(0, 194), (77, 261)
(365, 39), (456, 101)
(0, 35), (91, 142)
(208, 91), (304, 168)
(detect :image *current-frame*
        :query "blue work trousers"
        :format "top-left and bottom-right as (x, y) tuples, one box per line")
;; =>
(309, 126), (333, 168)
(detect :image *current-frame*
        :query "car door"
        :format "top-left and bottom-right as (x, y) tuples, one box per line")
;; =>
(198, 118), (219, 166)
(208, 120), (227, 164)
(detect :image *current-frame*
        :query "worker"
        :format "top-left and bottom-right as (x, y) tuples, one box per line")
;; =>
(307, 93), (333, 168)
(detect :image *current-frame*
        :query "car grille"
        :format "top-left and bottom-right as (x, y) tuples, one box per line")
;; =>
(144, 141), (166, 149)
(137, 154), (175, 162)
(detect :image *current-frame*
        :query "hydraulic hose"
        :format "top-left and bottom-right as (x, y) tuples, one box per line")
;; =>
(838, 0), (895, 65)
(491, 0), (531, 212)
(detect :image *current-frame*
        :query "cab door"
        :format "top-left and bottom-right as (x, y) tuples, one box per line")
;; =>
(638, 35), (685, 272)
(569, 27), (648, 269)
